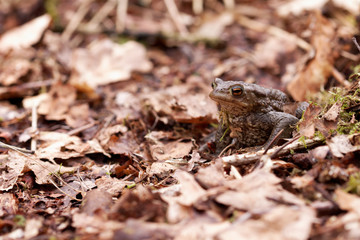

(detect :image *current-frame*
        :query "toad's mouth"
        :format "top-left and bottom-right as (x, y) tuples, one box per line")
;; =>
(209, 92), (249, 107)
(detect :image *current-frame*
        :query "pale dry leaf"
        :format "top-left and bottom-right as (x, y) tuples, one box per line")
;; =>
(0, 14), (51, 53)
(0, 153), (26, 191)
(335, 189), (360, 215)
(277, 0), (328, 16)
(323, 102), (341, 121)
(218, 206), (315, 240)
(0, 58), (32, 86)
(172, 170), (207, 206)
(95, 176), (134, 196)
(151, 141), (192, 161)
(143, 84), (217, 123)
(37, 83), (77, 121)
(194, 12), (234, 39)
(0, 193), (18, 217)
(327, 135), (357, 158)
(216, 170), (305, 212)
(36, 132), (107, 160)
(25, 157), (75, 185)
(70, 39), (152, 90)
(287, 13), (336, 101)
(65, 103), (90, 128)
(176, 218), (230, 240)
(24, 218), (43, 239)
(253, 37), (297, 72)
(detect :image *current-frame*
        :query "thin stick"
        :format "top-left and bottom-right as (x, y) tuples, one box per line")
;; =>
(62, 0), (93, 41)
(164, 0), (188, 36)
(31, 102), (38, 151)
(116, 0), (128, 32)
(237, 15), (312, 52)
(263, 129), (284, 155)
(192, 0), (203, 14)
(223, 0), (235, 9)
(352, 37), (360, 53)
(0, 141), (33, 154)
(87, 0), (117, 32)
(270, 135), (301, 159)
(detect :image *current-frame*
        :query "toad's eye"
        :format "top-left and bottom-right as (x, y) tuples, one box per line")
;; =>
(230, 85), (244, 96)
(211, 82), (217, 89)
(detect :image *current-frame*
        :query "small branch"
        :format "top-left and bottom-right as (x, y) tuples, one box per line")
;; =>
(62, 0), (93, 41)
(263, 129), (284, 154)
(0, 141), (33, 154)
(116, 0), (128, 32)
(222, 137), (323, 167)
(86, 0), (117, 32)
(164, 0), (188, 37)
(237, 15), (312, 52)
(352, 37), (360, 53)
(192, 0), (203, 14)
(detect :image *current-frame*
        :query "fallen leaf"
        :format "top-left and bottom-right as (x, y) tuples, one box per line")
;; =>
(70, 39), (153, 90)
(327, 135), (357, 158)
(0, 14), (51, 53)
(95, 176), (134, 196)
(0, 193), (18, 217)
(287, 12), (336, 101)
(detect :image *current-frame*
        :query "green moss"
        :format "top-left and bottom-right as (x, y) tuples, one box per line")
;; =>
(298, 136), (307, 148)
(345, 173), (360, 195)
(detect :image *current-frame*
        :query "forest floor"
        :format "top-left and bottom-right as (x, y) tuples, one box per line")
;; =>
(1, 0), (360, 239)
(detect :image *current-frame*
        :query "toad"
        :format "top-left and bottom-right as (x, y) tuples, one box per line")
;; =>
(209, 78), (308, 153)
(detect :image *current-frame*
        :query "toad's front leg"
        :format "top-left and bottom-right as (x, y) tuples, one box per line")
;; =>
(262, 112), (299, 150)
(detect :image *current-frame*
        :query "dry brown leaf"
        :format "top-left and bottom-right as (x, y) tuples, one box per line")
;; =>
(65, 103), (90, 128)
(0, 153), (25, 191)
(95, 176), (134, 197)
(195, 160), (226, 189)
(194, 12), (234, 39)
(327, 135), (357, 158)
(253, 37), (297, 73)
(36, 132), (108, 160)
(287, 12), (336, 101)
(148, 162), (177, 179)
(81, 189), (113, 216)
(0, 193), (18, 217)
(216, 170), (305, 212)
(151, 141), (192, 161)
(143, 83), (217, 124)
(70, 39), (152, 90)
(0, 14), (51, 53)
(24, 218), (44, 239)
(218, 206), (315, 240)
(171, 170), (207, 206)
(335, 189), (360, 214)
(0, 59), (32, 86)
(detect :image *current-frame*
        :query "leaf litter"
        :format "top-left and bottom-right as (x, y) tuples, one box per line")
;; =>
(1, 1), (360, 239)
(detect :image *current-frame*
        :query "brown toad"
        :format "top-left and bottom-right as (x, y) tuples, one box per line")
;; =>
(209, 78), (308, 153)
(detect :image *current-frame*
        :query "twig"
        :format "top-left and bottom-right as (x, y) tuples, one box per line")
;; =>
(86, 0), (117, 32)
(67, 121), (97, 136)
(62, 0), (93, 41)
(222, 137), (323, 167)
(352, 37), (360, 53)
(332, 67), (351, 87)
(164, 0), (188, 37)
(31, 101), (38, 151)
(270, 135), (300, 159)
(192, 0), (203, 14)
(0, 141), (33, 154)
(223, 0), (235, 9)
(237, 15), (312, 52)
(116, 0), (128, 32)
(263, 129), (284, 154)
